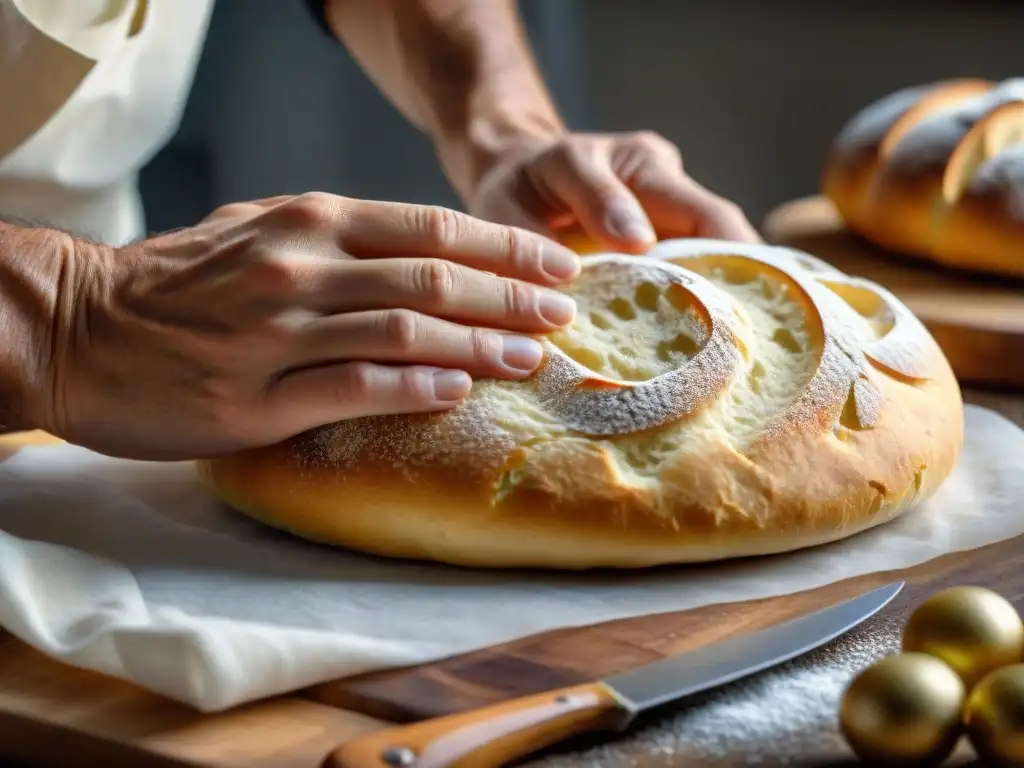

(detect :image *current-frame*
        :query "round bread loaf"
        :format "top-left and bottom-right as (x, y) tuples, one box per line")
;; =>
(823, 78), (1024, 278)
(196, 239), (964, 570)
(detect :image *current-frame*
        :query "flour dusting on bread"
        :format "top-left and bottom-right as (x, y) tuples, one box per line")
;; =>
(196, 238), (964, 570)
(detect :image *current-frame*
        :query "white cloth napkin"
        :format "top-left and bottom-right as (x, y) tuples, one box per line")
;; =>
(0, 404), (1021, 713)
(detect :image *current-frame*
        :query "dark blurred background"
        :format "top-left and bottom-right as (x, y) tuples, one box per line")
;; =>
(139, 0), (1024, 234)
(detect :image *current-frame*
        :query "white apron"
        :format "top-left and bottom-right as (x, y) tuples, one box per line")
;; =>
(0, 0), (215, 245)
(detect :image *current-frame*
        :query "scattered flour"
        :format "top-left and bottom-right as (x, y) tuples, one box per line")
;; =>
(525, 607), (975, 766)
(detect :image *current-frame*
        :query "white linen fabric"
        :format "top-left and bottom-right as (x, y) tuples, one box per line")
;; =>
(0, 404), (1021, 713)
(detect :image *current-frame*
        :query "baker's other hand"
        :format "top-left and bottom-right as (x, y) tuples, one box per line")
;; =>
(468, 131), (761, 254)
(35, 193), (581, 460)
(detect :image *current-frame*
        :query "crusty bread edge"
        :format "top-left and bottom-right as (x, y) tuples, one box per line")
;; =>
(196, 362), (964, 571)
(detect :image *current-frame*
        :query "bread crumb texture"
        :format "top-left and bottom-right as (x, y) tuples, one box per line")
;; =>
(196, 239), (964, 570)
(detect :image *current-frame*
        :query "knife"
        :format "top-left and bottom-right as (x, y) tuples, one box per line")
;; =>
(323, 582), (903, 768)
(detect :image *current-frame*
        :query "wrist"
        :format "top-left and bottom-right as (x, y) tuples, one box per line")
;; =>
(437, 105), (566, 204)
(0, 222), (89, 433)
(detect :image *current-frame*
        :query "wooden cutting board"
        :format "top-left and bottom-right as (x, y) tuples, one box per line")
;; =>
(2, 530), (1023, 767)
(762, 196), (1024, 388)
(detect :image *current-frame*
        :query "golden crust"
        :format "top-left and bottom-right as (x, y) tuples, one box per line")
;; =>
(196, 239), (964, 570)
(824, 78), (1024, 278)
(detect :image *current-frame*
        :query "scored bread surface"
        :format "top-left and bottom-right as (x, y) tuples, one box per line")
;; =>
(196, 239), (963, 570)
(824, 78), (1024, 277)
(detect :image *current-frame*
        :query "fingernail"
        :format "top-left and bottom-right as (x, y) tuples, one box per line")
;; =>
(501, 335), (544, 372)
(432, 369), (472, 401)
(541, 245), (581, 279)
(538, 291), (577, 326)
(606, 202), (656, 244)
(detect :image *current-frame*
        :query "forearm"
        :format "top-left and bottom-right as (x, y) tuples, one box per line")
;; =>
(322, 0), (565, 201)
(0, 221), (70, 432)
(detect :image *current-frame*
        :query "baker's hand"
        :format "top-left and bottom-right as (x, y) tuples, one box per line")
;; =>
(38, 193), (581, 460)
(468, 131), (761, 253)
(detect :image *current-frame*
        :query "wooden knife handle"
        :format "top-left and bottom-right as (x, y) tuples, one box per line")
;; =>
(321, 682), (633, 768)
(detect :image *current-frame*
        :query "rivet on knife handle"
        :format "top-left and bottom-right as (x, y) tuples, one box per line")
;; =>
(321, 682), (636, 768)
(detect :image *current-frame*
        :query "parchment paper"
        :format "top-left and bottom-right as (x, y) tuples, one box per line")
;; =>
(0, 404), (1021, 713)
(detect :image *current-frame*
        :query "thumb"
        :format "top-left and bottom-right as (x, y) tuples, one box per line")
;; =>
(542, 146), (657, 254)
(631, 167), (761, 243)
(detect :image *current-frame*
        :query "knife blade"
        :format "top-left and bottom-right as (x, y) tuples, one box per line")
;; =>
(323, 582), (903, 768)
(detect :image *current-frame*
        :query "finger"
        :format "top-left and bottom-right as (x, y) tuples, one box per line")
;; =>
(267, 362), (472, 434)
(341, 200), (581, 285)
(305, 258), (576, 332)
(539, 142), (657, 254)
(630, 169), (761, 243)
(293, 309), (546, 380)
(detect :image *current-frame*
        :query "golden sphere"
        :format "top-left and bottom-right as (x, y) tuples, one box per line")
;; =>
(902, 586), (1024, 689)
(839, 653), (965, 766)
(964, 664), (1024, 764)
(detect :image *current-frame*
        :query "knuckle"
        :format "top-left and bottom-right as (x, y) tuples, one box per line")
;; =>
(539, 136), (582, 171)
(295, 191), (334, 211)
(630, 129), (665, 148)
(206, 202), (251, 221)
(414, 205), (464, 249)
(468, 327), (503, 365)
(502, 278), (538, 319)
(398, 366), (435, 403)
(380, 308), (422, 351)
(631, 130), (681, 162)
(335, 362), (378, 402)
(560, 139), (593, 170)
(412, 259), (460, 307)
(243, 254), (302, 300)
(245, 253), (301, 299)
(280, 191), (339, 230)
(500, 226), (535, 274)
